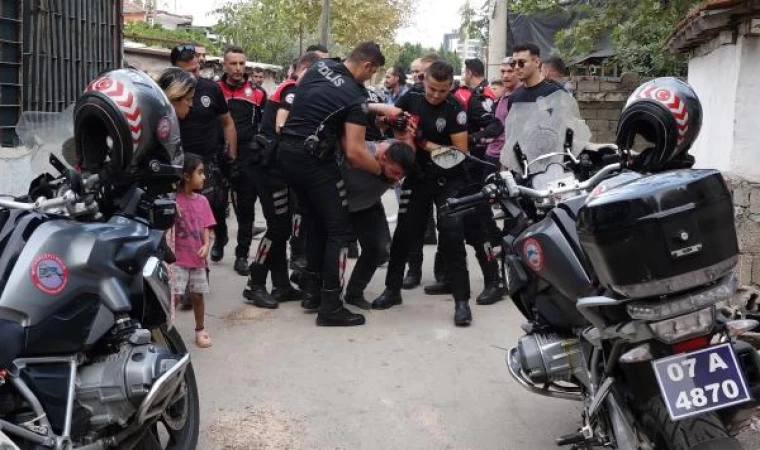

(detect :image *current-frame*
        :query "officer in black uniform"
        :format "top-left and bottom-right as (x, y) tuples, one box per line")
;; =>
(217, 46), (269, 276)
(425, 58), (505, 305)
(172, 43), (238, 262)
(372, 61), (474, 327)
(278, 41), (386, 327)
(240, 51), (321, 309)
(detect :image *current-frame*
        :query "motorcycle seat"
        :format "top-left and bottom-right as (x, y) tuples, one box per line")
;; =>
(0, 319), (25, 370)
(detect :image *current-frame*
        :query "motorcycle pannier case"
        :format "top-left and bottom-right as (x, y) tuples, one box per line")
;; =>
(576, 170), (738, 299)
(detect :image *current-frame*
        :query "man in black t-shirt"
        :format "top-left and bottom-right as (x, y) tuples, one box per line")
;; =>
(508, 42), (565, 112)
(278, 42), (386, 327)
(372, 61), (475, 327)
(172, 43), (238, 262)
(240, 52), (320, 310)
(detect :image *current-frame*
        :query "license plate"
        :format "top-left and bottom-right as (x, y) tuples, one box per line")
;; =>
(652, 343), (753, 421)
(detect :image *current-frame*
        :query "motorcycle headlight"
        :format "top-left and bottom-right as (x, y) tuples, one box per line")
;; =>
(626, 274), (736, 321)
(649, 307), (715, 344)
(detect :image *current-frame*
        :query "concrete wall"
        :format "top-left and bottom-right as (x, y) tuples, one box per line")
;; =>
(571, 73), (643, 144)
(487, 0), (508, 81)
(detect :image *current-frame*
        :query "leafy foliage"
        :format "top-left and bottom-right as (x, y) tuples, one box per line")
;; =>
(124, 21), (221, 54)
(212, 0), (411, 68)
(511, 0), (701, 76)
(389, 42), (461, 74)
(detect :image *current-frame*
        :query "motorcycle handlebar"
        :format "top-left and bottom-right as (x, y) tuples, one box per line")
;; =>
(0, 190), (78, 212)
(514, 163), (621, 200)
(446, 191), (487, 209)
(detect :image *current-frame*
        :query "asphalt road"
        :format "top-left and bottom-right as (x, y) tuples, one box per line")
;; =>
(173, 193), (759, 450)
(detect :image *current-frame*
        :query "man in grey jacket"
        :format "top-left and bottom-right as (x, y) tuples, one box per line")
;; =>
(341, 141), (416, 309)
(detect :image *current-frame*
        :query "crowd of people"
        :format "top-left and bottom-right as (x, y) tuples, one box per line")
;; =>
(155, 40), (569, 347)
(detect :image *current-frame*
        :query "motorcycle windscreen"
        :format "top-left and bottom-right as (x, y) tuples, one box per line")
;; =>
(501, 90), (591, 183)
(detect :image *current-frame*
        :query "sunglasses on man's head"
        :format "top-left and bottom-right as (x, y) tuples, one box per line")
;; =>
(174, 44), (196, 61)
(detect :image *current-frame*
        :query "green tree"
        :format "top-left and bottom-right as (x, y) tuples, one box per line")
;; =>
(511, 0), (701, 76)
(213, 0), (411, 67)
(124, 21), (220, 54)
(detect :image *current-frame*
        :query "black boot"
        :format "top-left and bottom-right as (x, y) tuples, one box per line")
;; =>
(300, 271), (322, 311)
(454, 301), (472, 326)
(210, 242), (224, 262)
(242, 284), (279, 309)
(476, 283), (504, 305)
(272, 285), (305, 303)
(402, 270), (421, 290)
(372, 288), (403, 310)
(344, 291), (372, 310)
(316, 289), (365, 327)
(474, 244), (504, 305)
(424, 281), (452, 295)
(234, 257), (250, 276)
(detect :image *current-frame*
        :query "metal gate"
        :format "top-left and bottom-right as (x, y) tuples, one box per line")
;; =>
(0, 0), (123, 147)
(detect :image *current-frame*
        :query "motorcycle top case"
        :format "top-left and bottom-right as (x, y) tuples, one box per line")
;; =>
(576, 169), (738, 299)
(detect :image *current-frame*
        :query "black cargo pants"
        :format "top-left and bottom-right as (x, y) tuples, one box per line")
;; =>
(346, 202), (391, 297)
(385, 169), (470, 302)
(201, 156), (229, 249)
(233, 141), (260, 259)
(277, 138), (355, 290)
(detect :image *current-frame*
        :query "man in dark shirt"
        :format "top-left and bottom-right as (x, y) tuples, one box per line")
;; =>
(372, 61), (475, 327)
(217, 46), (268, 277)
(423, 57), (503, 306)
(509, 42), (565, 112)
(172, 43), (238, 262)
(240, 52), (320, 309)
(278, 42), (385, 327)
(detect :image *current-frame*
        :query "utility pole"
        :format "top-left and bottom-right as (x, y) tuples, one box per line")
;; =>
(318, 0), (331, 49)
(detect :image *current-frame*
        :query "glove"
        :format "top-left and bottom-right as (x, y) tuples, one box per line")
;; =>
(387, 113), (408, 132)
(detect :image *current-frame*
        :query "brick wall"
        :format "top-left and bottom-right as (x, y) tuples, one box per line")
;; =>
(729, 175), (760, 288)
(569, 72), (645, 144)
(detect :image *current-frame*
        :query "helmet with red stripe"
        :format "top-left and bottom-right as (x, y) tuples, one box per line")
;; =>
(617, 77), (702, 171)
(74, 68), (181, 179)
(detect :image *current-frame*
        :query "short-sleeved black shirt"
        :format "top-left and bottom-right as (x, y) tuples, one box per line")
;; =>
(260, 80), (297, 139)
(507, 79), (565, 112)
(395, 91), (468, 163)
(179, 77), (229, 159)
(281, 59), (368, 138)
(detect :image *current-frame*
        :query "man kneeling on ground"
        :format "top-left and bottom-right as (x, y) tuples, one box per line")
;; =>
(341, 141), (415, 309)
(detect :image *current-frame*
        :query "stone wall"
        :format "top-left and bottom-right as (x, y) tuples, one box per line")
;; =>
(569, 72), (645, 144)
(729, 175), (760, 288)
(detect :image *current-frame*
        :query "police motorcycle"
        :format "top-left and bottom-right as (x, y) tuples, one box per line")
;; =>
(434, 78), (760, 449)
(0, 69), (199, 450)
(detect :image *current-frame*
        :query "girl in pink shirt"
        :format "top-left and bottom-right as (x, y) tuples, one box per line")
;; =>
(171, 153), (216, 348)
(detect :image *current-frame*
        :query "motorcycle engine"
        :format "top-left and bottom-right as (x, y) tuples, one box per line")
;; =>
(76, 329), (182, 432)
(517, 333), (583, 384)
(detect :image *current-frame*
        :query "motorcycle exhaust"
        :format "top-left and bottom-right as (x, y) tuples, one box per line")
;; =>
(506, 348), (583, 401)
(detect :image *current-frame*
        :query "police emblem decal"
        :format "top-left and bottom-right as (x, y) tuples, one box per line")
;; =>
(456, 111), (467, 125)
(436, 118), (447, 133)
(201, 95), (211, 108)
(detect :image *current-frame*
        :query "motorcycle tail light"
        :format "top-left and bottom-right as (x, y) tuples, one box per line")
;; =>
(626, 275), (736, 321)
(671, 336), (710, 354)
(649, 307), (715, 344)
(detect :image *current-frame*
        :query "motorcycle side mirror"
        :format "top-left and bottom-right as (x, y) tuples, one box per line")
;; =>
(147, 160), (183, 179)
(430, 146), (466, 170)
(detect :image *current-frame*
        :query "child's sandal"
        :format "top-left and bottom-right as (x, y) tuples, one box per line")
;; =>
(195, 330), (212, 348)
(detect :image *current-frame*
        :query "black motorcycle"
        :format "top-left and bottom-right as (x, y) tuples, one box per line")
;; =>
(0, 154), (199, 450)
(434, 120), (760, 448)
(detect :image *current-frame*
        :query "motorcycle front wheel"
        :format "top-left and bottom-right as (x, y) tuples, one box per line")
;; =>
(135, 326), (200, 450)
(639, 397), (742, 450)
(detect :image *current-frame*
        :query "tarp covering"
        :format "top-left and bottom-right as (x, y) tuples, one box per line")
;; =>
(506, 5), (613, 60)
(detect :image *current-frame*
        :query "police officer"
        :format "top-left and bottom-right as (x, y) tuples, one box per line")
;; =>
(372, 61), (475, 327)
(217, 46), (268, 276)
(278, 41), (386, 327)
(400, 54), (441, 290)
(424, 58), (505, 305)
(171, 43), (238, 262)
(240, 52), (321, 309)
